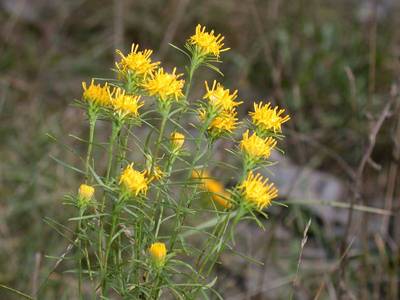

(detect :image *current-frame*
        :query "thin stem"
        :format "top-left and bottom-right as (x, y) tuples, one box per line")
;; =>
(154, 155), (176, 238)
(169, 120), (212, 250)
(77, 209), (84, 300)
(150, 272), (162, 300)
(106, 119), (122, 182)
(152, 108), (169, 173)
(0, 285), (34, 300)
(101, 199), (122, 295)
(184, 59), (197, 99)
(119, 122), (132, 167)
(85, 112), (97, 181)
(134, 218), (143, 296)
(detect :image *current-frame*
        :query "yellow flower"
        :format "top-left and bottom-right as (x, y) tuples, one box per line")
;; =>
(250, 102), (290, 133)
(149, 242), (167, 266)
(82, 80), (111, 107)
(142, 67), (184, 102)
(203, 81), (241, 111)
(192, 170), (231, 208)
(119, 163), (149, 196)
(170, 131), (185, 152)
(78, 184), (95, 208)
(78, 184), (94, 200)
(208, 109), (238, 134)
(238, 172), (278, 210)
(240, 130), (277, 160)
(111, 87), (143, 118)
(115, 43), (159, 78)
(188, 24), (229, 57)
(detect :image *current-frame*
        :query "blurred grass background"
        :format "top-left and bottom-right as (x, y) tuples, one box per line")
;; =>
(1, 0), (400, 299)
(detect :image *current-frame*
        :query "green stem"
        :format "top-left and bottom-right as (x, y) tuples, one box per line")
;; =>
(134, 219), (143, 295)
(0, 285), (34, 300)
(106, 119), (122, 182)
(77, 209), (84, 300)
(169, 121), (212, 250)
(204, 207), (243, 276)
(101, 200), (122, 295)
(154, 155), (176, 238)
(192, 207), (243, 298)
(85, 111), (97, 181)
(152, 109), (169, 173)
(150, 272), (162, 300)
(184, 59), (197, 100)
(119, 122), (132, 167)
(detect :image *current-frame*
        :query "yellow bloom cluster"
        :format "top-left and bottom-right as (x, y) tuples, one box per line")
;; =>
(142, 67), (185, 102)
(208, 110), (238, 134)
(110, 87), (143, 118)
(188, 24), (229, 57)
(203, 81), (241, 111)
(116, 43), (159, 79)
(200, 81), (241, 137)
(240, 130), (277, 160)
(238, 172), (278, 210)
(149, 242), (167, 266)
(82, 80), (111, 107)
(119, 164), (149, 196)
(192, 170), (231, 208)
(250, 102), (290, 133)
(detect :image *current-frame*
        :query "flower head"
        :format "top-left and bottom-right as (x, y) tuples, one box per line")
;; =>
(170, 131), (185, 153)
(192, 170), (231, 208)
(240, 130), (277, 160)
(142, 67), (184, 102)
(206, 109), (239, 136)
(250, 102), (290, 133)
(82, 80), (111, 107)
(238, 172), (278, 210)
(188, 24), (229, 57)
(203, 81), (241, 111)
(149, 242), (167, 267)
(119, 164), (149, 196)
(110, 87), (143, 118)
(78, 184), (95, 208)
(116, 43), (159, 79)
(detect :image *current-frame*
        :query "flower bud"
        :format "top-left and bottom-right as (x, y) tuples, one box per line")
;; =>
(78, 184), (94, 208)
(170, 131), (185, 153)
(149, 242), (167, 267)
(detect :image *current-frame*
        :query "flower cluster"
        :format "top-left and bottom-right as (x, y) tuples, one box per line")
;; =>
(111, 87), (143, 119)
(119, 163), (149, 196)
(69, 23), (291, 298)
(188, 24), (229, 58)
(250, 101), (290, 134)
(199, 81), (241, 139)
(142, 67), (185, 104)
(238, 172), (278, 210)
(240, 130), (277, 163)
(116, 43), (159, 80)
(82, 80), (111, 107)
(203, 80), (241, 111)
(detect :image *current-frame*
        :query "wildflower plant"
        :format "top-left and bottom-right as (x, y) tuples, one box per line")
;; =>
(52, 24), (290, 299)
